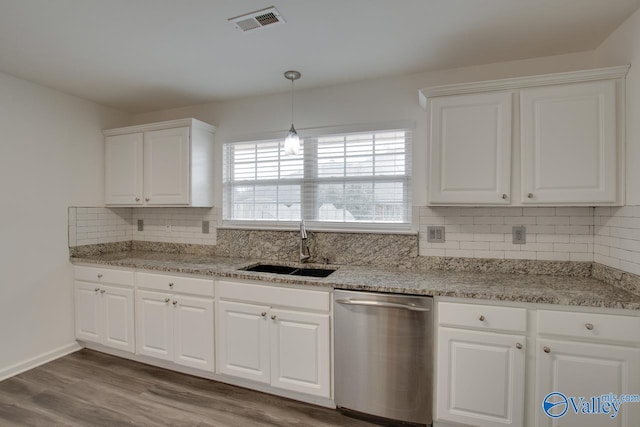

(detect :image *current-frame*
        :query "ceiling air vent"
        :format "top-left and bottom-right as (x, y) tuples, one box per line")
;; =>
(229, 6), (285, 32)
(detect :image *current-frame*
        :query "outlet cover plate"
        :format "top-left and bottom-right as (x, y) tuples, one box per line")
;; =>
(202, 220), (209, 234)
(512, 226), (526, 244)
(427, 226), (445, 243)
(137, 219), (143, 231)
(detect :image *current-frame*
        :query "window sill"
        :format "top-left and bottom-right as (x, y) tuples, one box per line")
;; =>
(219, 221), (417, 235)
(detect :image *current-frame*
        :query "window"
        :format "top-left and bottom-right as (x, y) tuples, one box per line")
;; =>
(222, 127), (411, 228)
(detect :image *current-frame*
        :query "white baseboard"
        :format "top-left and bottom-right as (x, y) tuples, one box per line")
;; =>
(0, 342), (82, 382)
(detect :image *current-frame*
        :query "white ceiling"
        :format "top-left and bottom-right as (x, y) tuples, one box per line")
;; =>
(1, 0), (639, 113)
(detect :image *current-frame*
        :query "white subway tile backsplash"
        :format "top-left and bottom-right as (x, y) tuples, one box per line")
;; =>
(68, 206), (219, 247)
(594, 205), (640, 277)
(523, 207), (556, 216)
(537, 252), (571, 261)
(537, 216), (570, 225)
(555, 207), (592, 217)
(417, 206), (598, 262)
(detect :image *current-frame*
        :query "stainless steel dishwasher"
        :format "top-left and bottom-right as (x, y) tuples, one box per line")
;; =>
(334, 290), (433, 425)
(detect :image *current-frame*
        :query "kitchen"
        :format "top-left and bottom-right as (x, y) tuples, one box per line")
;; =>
(2, 1), (640, 426)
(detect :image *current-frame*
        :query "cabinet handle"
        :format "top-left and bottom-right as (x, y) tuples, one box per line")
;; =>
(585, 323), (594, 330)
(97, 274), (103, 279)
(94, 287), (100, 292)
(169, 283), (174, 288)
(145, 198), (150, 202)
(502, 194), (508, 200)
(515, 343), (523, 350)
(261, 312), (267, 317)
(271, 315), (277, 320)
(164, 298), (170, 303)
(135, 197), (140, 202)
(527, 193), (534, 199)
(172, 300), (178, 306)
(543, 346), (551, 353)
(100, 289), (106, 294)
(479, 315), (485, 321)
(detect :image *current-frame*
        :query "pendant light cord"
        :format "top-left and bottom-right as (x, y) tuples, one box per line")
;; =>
(290, 78), (295, 126)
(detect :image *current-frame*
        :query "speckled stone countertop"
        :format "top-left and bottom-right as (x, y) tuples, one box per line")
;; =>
(70, 251), (640, 310)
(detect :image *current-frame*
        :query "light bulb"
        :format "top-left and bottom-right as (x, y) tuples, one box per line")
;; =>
(284, 124), (301, 156)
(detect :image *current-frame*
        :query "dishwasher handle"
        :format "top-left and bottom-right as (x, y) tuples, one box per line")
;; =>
(335, 298), (431, 312)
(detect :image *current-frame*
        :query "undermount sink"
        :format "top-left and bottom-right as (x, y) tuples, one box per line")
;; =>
(242, 263), (336, 278)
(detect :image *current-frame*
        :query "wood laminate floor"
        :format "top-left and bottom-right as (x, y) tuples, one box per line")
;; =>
(0, 349), (381, 427)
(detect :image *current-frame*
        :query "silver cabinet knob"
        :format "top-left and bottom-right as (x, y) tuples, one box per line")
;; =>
(585, 323), (594, 330)
(94, 287), (100, 292)
(543, 346), (551, 353)
(271, 315), (276, 320)
(502, 194), (508, 199)
(100, 289), (106, 294)
(172, 300), (178, 306)
(169, 283), (174, 288)
(515, 343), (523, 350)
(479, 315), (485, 321)
(261, 312), (267, 317)
(164, 298), (170, 303)
(135, 197), (140, 201)
(97, 274), (103, 279)
(527, 193), (534, 199)
(145, 198), (150, 202)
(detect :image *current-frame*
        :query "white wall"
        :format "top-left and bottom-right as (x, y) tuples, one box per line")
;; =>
(0, 71), (128, 377)
(589, 7), (640, 275)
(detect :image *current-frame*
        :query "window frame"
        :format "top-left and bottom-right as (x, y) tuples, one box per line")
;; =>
(222, 122), (414, 232)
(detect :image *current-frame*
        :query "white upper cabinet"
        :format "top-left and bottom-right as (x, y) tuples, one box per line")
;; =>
(420, 66), (629, 206)
(144, 127), (191, 205)
(520, 80), (617, 204)
(104, 118), (216, 207)
(105, 133), (144, 205)
(429, 92), (512, 204)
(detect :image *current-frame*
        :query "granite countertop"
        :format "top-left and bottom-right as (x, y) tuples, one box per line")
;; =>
(70, 251), (640, 310)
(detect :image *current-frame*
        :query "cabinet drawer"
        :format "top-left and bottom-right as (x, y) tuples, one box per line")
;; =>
(136, 272), (214, 297)
(217, 280), (330, 312)
(75, 266), (133, 287)
(439, 302), (527, 333)
(538, 310), (640, 344)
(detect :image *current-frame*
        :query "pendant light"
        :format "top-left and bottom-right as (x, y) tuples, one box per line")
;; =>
(283, 70), (301, 156)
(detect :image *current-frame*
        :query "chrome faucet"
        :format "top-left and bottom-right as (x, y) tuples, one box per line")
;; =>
(300, 220), (311, 263)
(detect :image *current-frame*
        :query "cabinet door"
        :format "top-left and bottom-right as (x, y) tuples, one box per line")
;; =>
(105, 133), (144, 205)
(173, 295), (214, 371)
(269, 309), (330, 398)
(520, 80), (617, 204)
(429, 92), (512, 204)
(144, 127), (190, 205)
(216, 300), (270, 383)
(536, 339), (640, 427)
(74, 282), (102, 343)
(136, 290), (173, 361)
(436, 328), (525, 427)
(101, 285), (135, 353)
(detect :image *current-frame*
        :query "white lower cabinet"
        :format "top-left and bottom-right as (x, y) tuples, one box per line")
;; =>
(216, 281), (331, 398)
(436, 302), (526, 427)
(135, 272), (215, 371)
(435, 300), (640, 427)
(136, 289), (214, 371)
(217, 300), (270, 383)
(74, 267), (135, 354)
(535, 311), (640, 427)
(437, 329), (525, 427)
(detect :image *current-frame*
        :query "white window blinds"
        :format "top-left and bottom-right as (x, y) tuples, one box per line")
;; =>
(223, 128), (411, 227)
